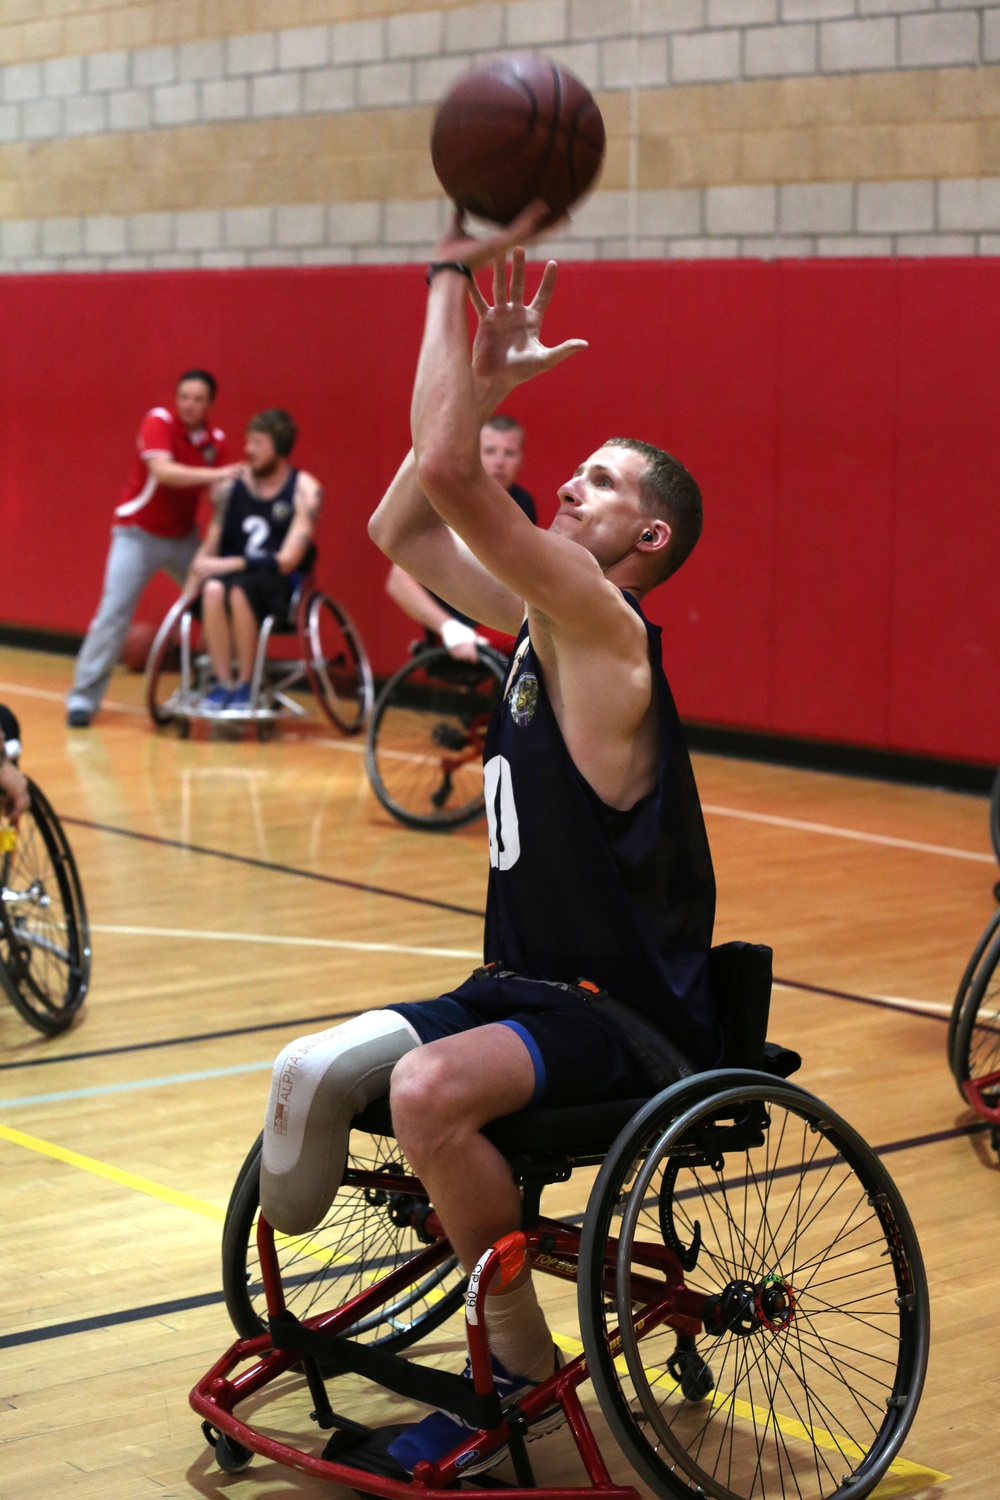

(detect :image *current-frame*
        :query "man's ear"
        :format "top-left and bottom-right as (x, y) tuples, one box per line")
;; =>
(638, 518), (671, 552)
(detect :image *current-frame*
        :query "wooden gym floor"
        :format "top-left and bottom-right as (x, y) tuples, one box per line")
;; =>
(0, 641), (995, 1499)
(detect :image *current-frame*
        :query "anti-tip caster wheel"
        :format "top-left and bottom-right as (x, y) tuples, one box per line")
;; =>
(667, 1342), (715, 1402)
(202, 1421), (254, 1473)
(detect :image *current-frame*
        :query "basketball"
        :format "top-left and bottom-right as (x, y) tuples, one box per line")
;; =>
(430, 55), (606, 226)
(121, 619), (155, 673)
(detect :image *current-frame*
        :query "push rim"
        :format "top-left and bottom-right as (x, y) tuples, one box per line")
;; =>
(222, 1130), (466, 1351)
(302, 592), (373, 735)
(582, 1080), (928, 1500)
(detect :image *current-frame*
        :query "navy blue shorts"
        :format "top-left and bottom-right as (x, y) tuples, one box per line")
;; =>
(387, 970), (650, 1109)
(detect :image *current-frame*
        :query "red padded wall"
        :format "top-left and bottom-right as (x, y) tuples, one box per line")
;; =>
(0, 260), (996, 764)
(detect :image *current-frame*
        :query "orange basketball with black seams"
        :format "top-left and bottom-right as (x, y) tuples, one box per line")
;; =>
(431, 55), (606, 226)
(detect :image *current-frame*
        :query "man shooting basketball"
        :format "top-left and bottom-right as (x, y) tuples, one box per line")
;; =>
(259, 209), (716, 1470)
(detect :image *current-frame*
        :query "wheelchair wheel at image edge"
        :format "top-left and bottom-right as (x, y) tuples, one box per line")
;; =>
(578, 1074), (929, 1500)
(952, 923), (1000, 1123)
(221, 1130), (467, 1352)
(947, 906), (1000, 1085)
(0, 778), (90, 1036)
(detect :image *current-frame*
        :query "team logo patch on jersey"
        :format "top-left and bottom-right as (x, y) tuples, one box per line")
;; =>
(272, 500), (291, 522)
(201, 444), (217, 464)
(509, 671), (538, 728)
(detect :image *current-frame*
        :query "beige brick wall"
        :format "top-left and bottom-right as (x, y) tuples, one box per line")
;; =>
(0, 0), (481, 66)
(6, 1), (1000, 268)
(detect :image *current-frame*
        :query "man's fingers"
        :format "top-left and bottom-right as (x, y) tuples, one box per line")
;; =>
(529, 259), (559, 317)
(468, 275), (490, 317)
(539, 338), (589, 371)
(491, 254), (507, 306)
(509, 246), (526, 305)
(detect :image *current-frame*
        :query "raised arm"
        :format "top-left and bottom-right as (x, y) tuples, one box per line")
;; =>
(411, 237), (625, 645)
(369, 208), (586, 635)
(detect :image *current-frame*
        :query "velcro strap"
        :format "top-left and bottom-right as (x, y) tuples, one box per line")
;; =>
(269, 1314), (503, 1431)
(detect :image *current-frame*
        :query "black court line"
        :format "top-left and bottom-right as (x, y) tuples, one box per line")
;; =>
(3, 1116), (987, 1350)
(60, 815), (485, 919)
(0, 972), (948, 1075)
(0, 1008), (367, 1073)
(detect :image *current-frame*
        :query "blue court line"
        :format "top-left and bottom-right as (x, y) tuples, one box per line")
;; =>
(0, 1059), (274, 1109)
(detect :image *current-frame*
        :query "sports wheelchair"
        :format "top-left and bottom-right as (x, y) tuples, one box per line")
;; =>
(192, 944), (929, 1500)
(0, 711), (90, 1036)
(145, 582), (373, 738)
(366, 639), (508, 829)
(948, 900), (1000, 1154)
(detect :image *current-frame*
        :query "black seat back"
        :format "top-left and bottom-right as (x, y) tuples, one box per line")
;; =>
(709, 941), (773, 1070)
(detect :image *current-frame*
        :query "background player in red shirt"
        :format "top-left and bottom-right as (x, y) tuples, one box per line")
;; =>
(66, 369), (242, 727)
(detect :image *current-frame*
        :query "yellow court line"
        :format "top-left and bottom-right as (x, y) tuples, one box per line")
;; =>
(551, 1333), (948, 1497)
(0, 1123), (225, 1222)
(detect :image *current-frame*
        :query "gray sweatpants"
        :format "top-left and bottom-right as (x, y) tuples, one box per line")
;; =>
(67, 525), (200, 715)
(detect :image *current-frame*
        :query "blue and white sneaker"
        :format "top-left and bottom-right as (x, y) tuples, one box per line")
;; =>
(201, 684), (230, 715)
(386, 1349), (564, 1476)
(225, 682), (253, 714)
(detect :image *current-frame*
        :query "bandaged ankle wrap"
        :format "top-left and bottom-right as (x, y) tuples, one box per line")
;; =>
(260, 1009), (419, 1235)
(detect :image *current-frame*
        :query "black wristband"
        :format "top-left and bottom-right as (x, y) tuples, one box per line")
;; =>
(426, 260), (473, 285)
(245, 553), (279, 575)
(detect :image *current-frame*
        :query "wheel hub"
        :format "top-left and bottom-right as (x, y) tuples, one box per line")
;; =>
(708, 1274), (796, 1337)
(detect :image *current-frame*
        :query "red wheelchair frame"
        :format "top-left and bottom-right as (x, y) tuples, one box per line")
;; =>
(191, 1042), (929, 1500)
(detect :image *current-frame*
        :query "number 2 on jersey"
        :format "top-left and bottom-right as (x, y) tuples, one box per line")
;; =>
(484, 755), (520, 870)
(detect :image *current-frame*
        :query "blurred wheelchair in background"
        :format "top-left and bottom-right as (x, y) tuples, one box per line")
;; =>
(365, 638), (508, 829)
(144, 581), (373, 739)
(0, 707), (90, 1036)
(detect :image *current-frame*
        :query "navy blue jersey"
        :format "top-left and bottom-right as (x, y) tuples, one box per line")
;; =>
(219, 469), (316, 575)
(481, 594), (718, 1067)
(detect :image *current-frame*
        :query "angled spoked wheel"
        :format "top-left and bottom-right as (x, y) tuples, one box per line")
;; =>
(952, 923), (1000, 1125)
(0, 778), (90, 1035)
(579, 1073), (929, 1500)
(948, 906), (1000, 1083)
(365, 645), (506, 829)
(145, 595), (201, 729)
(222, 1128), (466, 1351)
(300, 591), (373, 735)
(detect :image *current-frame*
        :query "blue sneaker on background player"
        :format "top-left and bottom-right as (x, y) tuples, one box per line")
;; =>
(202, 684), (230, 715)
(226, 682), (253, 713)
(386, 1349), (564, 1476)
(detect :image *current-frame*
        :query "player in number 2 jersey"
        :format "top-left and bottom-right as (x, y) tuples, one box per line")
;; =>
(258, 209), (716, 1471)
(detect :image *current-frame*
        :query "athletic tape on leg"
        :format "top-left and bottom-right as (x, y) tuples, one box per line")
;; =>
(261, 1010), (419, 1235)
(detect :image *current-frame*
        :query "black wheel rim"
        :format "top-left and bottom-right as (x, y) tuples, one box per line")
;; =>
(365, 646), (504, 830)
(585, 1083), (927, 1500)
(0, 781), (89, 1033)
(224, 1130), (466, 1351)
(306, 595), (372, 734)
(955, 928), (1000, 1110)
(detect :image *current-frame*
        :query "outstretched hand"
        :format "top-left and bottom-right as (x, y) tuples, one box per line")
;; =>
(470, 247), (587, 400)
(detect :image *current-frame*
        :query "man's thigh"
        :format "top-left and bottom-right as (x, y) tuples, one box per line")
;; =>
(391, 1022), (537, 1133)
(388, 985), (649, 1111)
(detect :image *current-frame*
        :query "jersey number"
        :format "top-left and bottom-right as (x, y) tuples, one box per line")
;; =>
(484, 755), (520, 871)
(242, 515), (270, 559)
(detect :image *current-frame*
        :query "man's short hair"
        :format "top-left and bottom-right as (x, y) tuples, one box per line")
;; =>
(177, 368), (217, 401)
(482, 414), (524, 439)
(247, 407), (298, 458)
(604, 437), (703, 582)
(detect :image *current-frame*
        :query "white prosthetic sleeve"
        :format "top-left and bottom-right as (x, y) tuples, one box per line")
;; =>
(260, 1009), (420, 1235)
